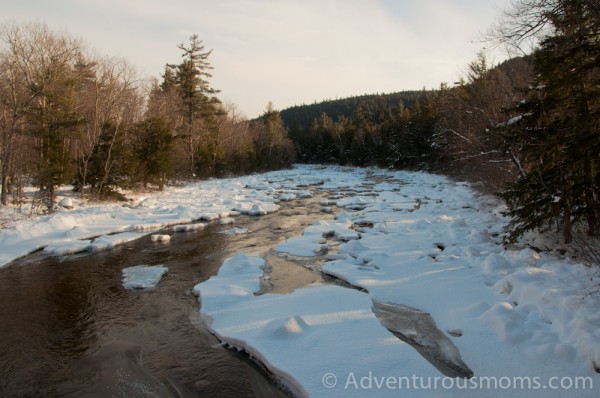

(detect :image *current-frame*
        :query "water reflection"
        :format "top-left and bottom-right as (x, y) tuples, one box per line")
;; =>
(0, 217), (290, 397)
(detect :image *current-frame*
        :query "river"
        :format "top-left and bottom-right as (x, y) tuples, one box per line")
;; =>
(0, 178), (474, 397)
(0, 190), (336, 397)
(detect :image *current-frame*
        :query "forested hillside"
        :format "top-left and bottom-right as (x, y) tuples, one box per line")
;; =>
(281, 55), (533, 187)
(281, 0), (599, 248)
(280, 91), (422, 131)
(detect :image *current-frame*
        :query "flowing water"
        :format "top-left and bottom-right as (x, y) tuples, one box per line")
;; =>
(0, 192), (334, 398)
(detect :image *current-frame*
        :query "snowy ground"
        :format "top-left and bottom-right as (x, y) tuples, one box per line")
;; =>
(1, 165), (599, 397)
(0, 173), (283, 266)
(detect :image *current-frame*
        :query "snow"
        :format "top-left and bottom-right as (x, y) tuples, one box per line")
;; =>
(122, 265), (168, 289)
(191, 166), (599, 397)
(1, 165), (599, 397)
(43, 239), (93, 256)
(217, 217), (236, 225)
(219, 227), (249, 235)
(273, 219), (359, 257)
(150, 234), (171, 243)
(90, 232), (148, 252)
(59, 197), (74, 209)
(0, 172), (286, 265)
(193, 254), (437, 397)
(172, 223), (206, 232)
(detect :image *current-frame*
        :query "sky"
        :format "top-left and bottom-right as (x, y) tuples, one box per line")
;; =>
(3, 0), (509, 118)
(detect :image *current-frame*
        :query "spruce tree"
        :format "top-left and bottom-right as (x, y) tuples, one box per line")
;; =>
(500, 0), (600, 244)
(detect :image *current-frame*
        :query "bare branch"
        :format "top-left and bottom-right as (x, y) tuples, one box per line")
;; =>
(483, 0), (559, 53)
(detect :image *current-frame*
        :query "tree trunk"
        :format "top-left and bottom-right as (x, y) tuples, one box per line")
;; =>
(563, 205), (572, 244)
(561, 172), (572, 244)
(1, 174), (8, 206)
(584, 159), (599, 237)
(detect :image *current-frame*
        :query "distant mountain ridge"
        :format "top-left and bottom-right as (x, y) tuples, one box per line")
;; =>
(279, 90), (423, 129)
(278, 56), (532, 130)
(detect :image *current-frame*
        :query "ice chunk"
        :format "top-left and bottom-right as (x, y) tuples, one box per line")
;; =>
(43, 240), (91, 256)
(122, 265), (168, 290)
(278, 193), (297, 201)
(90, 232), (147, 252)
(172, 223), (206, 232)
(217, 217), (235, 225)
(220, 227), (249, 235)
(199, 213), (220, 221)
(150, 234), (171, 243)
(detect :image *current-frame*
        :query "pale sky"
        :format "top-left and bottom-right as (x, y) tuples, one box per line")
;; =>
(3, 0), (509, 118)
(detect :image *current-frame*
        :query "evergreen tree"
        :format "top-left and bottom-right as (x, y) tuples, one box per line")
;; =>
(174, 35), (215, 128)
(78, 123), (132, 199)
(160, 64), (177, 91)
(500, 0), (600, 243)
(255, 102), (295, 170)
(30, 46), (84, 209)
(130, 117), (175, 190)
(169, 34), (223, 177)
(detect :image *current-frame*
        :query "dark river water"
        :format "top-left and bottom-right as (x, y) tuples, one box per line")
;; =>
(0, 194), (332, 398)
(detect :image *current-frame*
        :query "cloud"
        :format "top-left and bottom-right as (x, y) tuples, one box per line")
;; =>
(3, 0), (508, 117)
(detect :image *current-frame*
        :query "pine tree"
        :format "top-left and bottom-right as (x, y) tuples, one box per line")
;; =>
(173, 35), (215, 128)
(160, 64), (177, 91)
(169, 34), (223, 177)
(500, 0), (600, 243)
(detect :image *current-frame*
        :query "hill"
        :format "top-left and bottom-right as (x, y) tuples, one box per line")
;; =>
(279, 91), (423, 129)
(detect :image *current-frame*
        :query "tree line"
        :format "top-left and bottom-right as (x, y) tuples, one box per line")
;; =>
(282, 0), (599, 247)
(2, 0), (597, 249)
(282, 55), (532, 189)
(280, 91), (422, 131)
(0, 22), (294, 210)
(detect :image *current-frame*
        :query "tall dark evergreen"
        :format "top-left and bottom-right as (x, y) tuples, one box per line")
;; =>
(165, 34), (223, 177)
(160, 64), (177, 91)
(500, 0), (600, 243)
(29, 40), (84, 209)
(130, 117), (174, 191)
(172, 35), (218, 129)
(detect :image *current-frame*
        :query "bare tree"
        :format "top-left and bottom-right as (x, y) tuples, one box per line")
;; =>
(75, 55), (142, 197)
(0, 22), (82, 206)
(485, 0), (560, 54)
(0, 22), (40, 205)
(432, 53), (533, 191)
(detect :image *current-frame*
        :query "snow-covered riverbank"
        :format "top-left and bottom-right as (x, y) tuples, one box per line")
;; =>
(0, 169), (287, 266)
(1, 165), (598, 397)
(191, 166), (599, 397)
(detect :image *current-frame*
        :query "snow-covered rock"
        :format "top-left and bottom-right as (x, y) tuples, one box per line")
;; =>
(59, 197), (74, 209)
